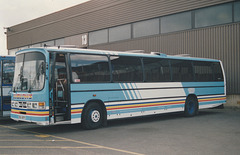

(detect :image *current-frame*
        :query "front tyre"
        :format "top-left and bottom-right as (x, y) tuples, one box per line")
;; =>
(184, 96), (198, 117)
(82, 102), (103, 129)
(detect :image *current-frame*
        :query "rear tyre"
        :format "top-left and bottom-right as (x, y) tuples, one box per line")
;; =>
(82, 102), (103, 129)
(184, 96), (198, 117)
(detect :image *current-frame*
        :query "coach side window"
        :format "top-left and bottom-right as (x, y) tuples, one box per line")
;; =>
(143, 58), (171, 82)
(170, 60), (194, 82)
(2, 60), (15, 84)
(110, 56), (143, 82)
(193, 61), (214, 81)
(212, 62), (224, 81)
(193, 61), (224, 81)
(70, 54), (110, 83)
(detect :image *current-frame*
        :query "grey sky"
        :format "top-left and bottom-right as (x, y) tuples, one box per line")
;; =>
(0, 0), (89, 55)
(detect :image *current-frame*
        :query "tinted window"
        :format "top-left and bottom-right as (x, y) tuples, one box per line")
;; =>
(212, 62), (224, 81)
(70, 54), (110, 83)
(193, 61), (214, 81)
(54, 54), (67, 81)
(133, 18), (159, 38)
(143, 58), (170, 82)
(171, 60), (194, 82)
(161, 12), (191, 33)
(109, 24), (131, 42)
(89, 29), (108, 45)
(2, 60), (15, 84)
(111, 56), (143, 82)
(234, 1), (240, 22)
(195, 3), (232, 28)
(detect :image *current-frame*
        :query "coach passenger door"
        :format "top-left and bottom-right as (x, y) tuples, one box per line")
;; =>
(51, 53), (71, 123)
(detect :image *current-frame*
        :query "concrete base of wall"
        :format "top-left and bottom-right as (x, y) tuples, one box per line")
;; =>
(226, 95), (240, 108)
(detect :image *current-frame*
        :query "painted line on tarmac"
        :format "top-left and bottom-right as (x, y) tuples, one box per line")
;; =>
(0, 134), (25, 136)
(0, 146), (99, 149)
(0, 139), (66, 142)
(0, 134), (37, 137)
(0, 125), (144, 155)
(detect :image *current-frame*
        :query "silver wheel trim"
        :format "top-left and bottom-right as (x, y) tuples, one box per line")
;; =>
(91, 110), (100, 123)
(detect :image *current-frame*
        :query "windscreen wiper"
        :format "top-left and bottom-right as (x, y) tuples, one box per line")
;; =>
(28, 62), (45, 93)
(16, 66), (24, 91)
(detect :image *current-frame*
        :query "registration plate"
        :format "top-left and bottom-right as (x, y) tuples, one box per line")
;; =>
(18, 115), (26, 120)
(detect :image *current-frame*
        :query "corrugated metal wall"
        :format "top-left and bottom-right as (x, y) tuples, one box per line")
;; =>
(7, 0), (233, 49)
(6, 0), (239, 95)
(90, 23), (240, 94)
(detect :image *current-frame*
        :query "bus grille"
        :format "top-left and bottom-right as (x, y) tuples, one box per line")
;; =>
(18, 102), (27, 109)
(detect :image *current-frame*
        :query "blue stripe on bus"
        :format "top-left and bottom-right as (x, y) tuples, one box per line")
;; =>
(71, 113), (81, 119)
(130, 83), (139, 99)
(71, 82), (224, 92)
(107, 104), (184, 115)
(125, 84), (135, 99)
(199, 100), (226, 106)
(119, 83), (129, 100)
(182, 82), (224, 87)
(11, 107), (48, 112)
(106, 95), (225, 108)
(106, 99), (185, 108)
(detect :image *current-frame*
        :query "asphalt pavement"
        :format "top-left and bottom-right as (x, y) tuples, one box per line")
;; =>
(0, 108), (239, 155)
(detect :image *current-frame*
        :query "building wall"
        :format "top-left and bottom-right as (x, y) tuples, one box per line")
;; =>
(7, 0), (234, 49)
(6, 0), (240, 105)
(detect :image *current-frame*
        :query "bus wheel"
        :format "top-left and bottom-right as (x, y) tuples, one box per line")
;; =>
(184, 96), (198, 117)
(82, 102), (103, 129)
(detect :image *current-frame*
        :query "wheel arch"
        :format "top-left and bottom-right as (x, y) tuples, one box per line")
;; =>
(186, 94), (198, 102)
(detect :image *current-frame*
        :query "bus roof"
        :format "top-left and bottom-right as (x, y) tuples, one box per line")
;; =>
(16, 47), (220, 62)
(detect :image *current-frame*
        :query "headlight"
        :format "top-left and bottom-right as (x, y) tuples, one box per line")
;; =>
(14, 102), (19, 108)
(32, 103), (38, 109)
(27, 102), (32, 109)
(11, 101), (46, 109)
(11, 101), (19, 108)
(11, 101), (15, 107)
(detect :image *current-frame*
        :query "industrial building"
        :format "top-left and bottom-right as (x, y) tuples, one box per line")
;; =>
(6, 0), (240, 106)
